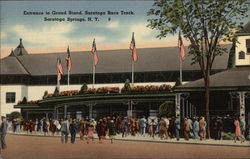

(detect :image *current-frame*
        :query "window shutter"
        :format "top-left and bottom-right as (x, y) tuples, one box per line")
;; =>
(246, 39), (250, 48)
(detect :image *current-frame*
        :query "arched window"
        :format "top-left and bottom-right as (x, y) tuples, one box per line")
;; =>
(238, 51), (245, 59)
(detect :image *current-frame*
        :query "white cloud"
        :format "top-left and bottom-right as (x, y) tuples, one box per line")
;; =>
(121, 23), (153, 44)
(11, 23), (74, 48)
(0, 31), (6, 39)
(72, 35), (106, 46)
(11, 24), (107, 48)
(106, 21), (119, 29)
(130, 23), (152, 39)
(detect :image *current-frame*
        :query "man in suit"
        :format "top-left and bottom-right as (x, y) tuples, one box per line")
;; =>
(139, 116), (147, 137)
(60, 118), (69, 144)
(174, 115), (181, 141)
(0, 116), (8, 149)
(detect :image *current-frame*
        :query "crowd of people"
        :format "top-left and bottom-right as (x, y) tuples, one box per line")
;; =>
(10, 115), (247, 144)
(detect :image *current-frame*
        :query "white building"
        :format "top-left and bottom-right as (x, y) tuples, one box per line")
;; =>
(2, 20), (250, 118)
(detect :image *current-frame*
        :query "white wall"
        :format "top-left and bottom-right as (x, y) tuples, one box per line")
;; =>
(235, 35), (250, 66)
(0, 82), (177, 116)
(0, 85), (27, 116)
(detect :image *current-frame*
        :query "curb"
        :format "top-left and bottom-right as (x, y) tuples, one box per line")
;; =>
(8, 133), (250, 148)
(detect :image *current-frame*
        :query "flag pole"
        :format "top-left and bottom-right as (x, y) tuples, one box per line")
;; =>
(179, 51), (182, 84)
(67, 70), (69, 86)
(92, 61), (95, 89)
(132, 60), (134, 87)
(57, 72), (60, 91)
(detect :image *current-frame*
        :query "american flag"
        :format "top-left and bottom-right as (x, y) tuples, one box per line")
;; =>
(91, 38), (99, 66)
(56, 58), (64, 81)
(66, 46), (72, 71)
(130, 32), (138, 62)
(178, 32), (185, 60)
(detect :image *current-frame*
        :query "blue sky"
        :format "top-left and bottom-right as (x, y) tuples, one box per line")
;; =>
(0, 1), (249, 58)
(1, 0), (177, 58)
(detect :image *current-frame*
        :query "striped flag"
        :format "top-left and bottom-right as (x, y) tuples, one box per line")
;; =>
(91, 39), (99, 66)
(66, 46), (72, 71)
(56, 58), (64, 81)
(130, 32), (138, 62)
(178, 32), (185, 60)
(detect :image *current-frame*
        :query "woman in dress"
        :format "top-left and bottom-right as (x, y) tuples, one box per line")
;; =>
(199, 116), (206, 140)
(234, 116), (245, 143)
(96, 119), (107, 143)
(78, 119), (85, 140)
(50, 120), (57, 136)
(158, 118), (167, 140)
(87, 124), (94, 144)
(183, 118), (190, 140)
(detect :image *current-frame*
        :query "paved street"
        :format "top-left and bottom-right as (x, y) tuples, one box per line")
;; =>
(1, 134), (250, 159)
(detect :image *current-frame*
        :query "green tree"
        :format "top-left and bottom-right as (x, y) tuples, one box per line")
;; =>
(22, 97), (27, 104)
(124, 79), (131, 91)
(79, 83), (88, 94)
(227, 38), (236, 69)
(54, 86), (59, 96)
(43, 90), (48, 99)
(8, 111), (22, 121)
(159, 101), (175, 117)
(147, 0), (247, 138)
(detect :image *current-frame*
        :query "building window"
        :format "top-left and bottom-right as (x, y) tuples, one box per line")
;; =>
(239, 51), (245, 59)
(6, 92), (16, 103)
(246, 39), (250, 54)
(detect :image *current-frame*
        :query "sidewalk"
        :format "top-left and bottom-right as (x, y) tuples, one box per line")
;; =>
(9, 132), (250, 147)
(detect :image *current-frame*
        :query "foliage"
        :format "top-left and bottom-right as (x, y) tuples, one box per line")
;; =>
(79, 83), (88, 94)
(172, 77), (182, 90)
(60, 90), (79, 96)
(124, 79), (131, 92)
(8, 111), (22, 121)
(147, 0), (247, 138)
(147, 0), (247, 67)
(227, 38), (236, 69)
(41, 85), (172, 99)
(222, 132), (235, 140)
(22, 97), (27, 104)
(43, 90), (48, 99)
(159, 101), (175, 117)
(53, 86), (60, 96)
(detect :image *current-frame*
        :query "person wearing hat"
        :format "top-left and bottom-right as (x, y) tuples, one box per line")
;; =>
(174, 115), (181, 141)
(199, 116), (206, 140)
(108, 120), (116, 143)
(87, 124), (94, 144)
(96, 119), (106, 143)
(193, 117), (200, 140)
(0, 116), (8, 149)
(183, 118), (190, 140)
(69, 119), (77, 144)
(60, 118), (69, 144)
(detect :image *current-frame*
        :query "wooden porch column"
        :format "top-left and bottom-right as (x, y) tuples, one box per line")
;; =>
(54, 107), (56, 119)
(64, 105), (67, 119)
(239, 92), (246, 121)
(89, 104), (93, 119)
(230, 91), (247, 121)
(175, 93), (181, 117)
(56, 108), (59, 119)
(26, 112), (29, 120)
